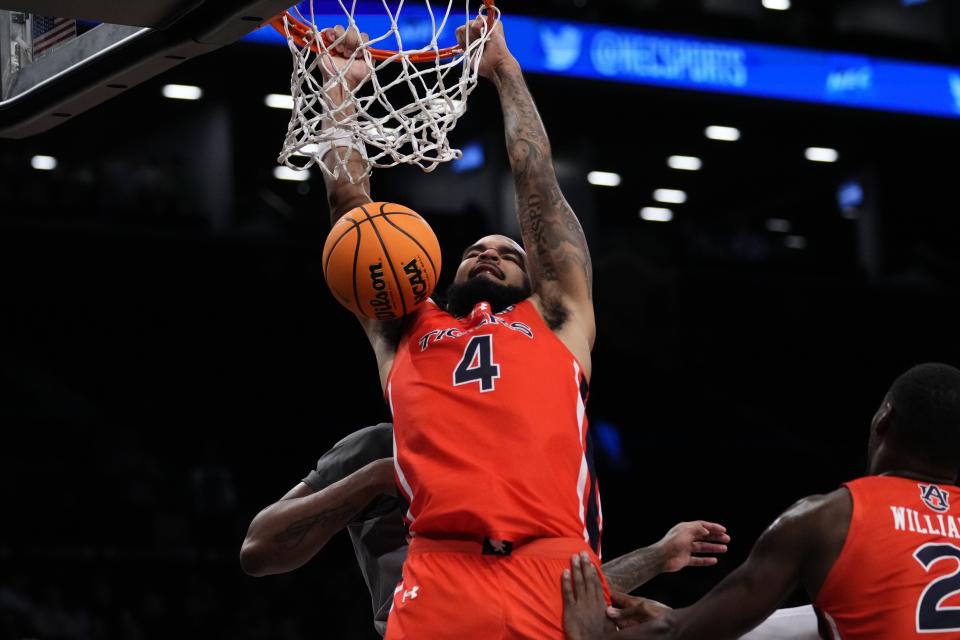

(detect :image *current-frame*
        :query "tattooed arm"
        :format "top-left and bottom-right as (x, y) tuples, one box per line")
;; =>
(602, 521), (730, 593)
(240, 458), (395, 576)
(458, 20), (595, 351)
(602, 547), (667, 595)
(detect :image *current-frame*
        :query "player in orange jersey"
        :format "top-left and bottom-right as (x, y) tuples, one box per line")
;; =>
(563, 362), (960, 640)
(316, 19), (611, 639)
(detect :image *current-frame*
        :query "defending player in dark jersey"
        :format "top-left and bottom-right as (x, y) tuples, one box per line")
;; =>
(562, 362), (960, 640)
(240, 424), (402, 635)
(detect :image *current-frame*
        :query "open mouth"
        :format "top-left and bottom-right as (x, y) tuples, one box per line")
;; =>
(470, 264), (504, 280)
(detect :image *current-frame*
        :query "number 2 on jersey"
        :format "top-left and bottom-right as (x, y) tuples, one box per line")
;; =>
(453, 335), (500, 392)
(914, 543), (960, 632)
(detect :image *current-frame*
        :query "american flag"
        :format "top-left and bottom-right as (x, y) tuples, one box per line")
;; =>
(31, 15), (77, 57)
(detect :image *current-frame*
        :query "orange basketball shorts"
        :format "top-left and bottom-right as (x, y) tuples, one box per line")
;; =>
(384, 536), (610, 640)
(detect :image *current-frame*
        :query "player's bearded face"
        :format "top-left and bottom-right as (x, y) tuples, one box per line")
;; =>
(445, 275), (532, 317)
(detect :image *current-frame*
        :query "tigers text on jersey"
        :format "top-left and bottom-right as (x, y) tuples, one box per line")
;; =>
(815, 475), (960, 639)
(386, 299), (602, 552)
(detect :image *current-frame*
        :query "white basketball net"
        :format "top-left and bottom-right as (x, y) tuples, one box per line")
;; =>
(277, 1), (500, 183)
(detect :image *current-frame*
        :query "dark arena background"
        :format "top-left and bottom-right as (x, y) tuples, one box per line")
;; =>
(2, 0), (960, 637)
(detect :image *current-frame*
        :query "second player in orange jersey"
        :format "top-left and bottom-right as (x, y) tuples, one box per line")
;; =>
(563, 362), (960, 640)
(815, 474), (960, 638)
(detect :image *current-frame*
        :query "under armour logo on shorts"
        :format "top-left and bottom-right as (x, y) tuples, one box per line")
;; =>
(402, 586), (420, 603)
(482, 538), (513, 556)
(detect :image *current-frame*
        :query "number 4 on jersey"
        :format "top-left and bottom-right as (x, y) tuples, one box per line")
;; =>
(453, 335), (500, 392)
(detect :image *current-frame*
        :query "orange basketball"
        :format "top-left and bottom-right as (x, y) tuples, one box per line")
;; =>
(322, 202), (442, 320)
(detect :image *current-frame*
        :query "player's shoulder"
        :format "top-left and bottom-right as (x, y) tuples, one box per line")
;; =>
(316, 423), (394, 473)
(332, 422), (394, 452)
(406, 298), (450, 324)
(791, 488), (851, 513)
(420, 298), (444, 313)
(748, 488), (854, 590)
(767, 489), (852, 543)
(306, 423), (395, 492)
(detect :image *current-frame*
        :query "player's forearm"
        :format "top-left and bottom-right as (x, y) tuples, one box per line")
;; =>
(240, 462), (386, 576)
(320, 79), (372, 224)
(490, 60), (592, 294)
(322, 148), (372, 225)
(601, 544), (666, 593)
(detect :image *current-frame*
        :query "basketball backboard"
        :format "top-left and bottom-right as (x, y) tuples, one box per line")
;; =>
(0, 0), (295, 138)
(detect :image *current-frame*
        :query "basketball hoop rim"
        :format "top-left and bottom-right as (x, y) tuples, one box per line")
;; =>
(269, 0), (496, 62)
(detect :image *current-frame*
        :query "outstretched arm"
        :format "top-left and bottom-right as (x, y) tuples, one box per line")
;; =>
(602, 521), (730, 594)
(459, 21), (594, 343)
(313, 26), (402, 385)
(239, 458), (394, 576)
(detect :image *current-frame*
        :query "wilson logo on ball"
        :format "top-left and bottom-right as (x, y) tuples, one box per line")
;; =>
(322, 202), (442, 320)
(368, 261), (397, 320)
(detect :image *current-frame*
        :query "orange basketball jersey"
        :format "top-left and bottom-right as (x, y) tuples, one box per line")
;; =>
(386, 299), (602, 553)
(815, 475), (960, 639)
